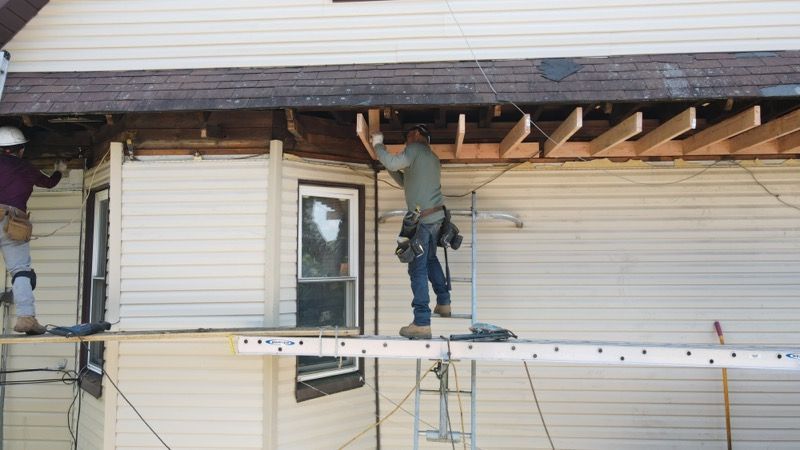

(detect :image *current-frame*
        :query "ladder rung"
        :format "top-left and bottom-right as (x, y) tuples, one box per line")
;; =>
(434, 313), (472, 319)
(419, 389), (473, 396)
(421, 430), (469, 442)
(450, 277), (473, 283)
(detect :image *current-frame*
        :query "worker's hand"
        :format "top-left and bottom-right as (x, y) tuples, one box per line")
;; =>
(54, 160), (68, 174)
(370, 132), (384, 147)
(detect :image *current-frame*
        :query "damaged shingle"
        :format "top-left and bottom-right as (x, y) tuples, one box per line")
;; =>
(536, 58), (583, 82)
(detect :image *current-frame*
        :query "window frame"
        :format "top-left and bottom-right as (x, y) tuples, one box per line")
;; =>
(79, 186), (110, 397)
(295, 180), (365, 401)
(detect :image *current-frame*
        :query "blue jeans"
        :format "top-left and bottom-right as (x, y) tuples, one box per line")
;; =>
(0, 212), (35, 316)
(408, 222), (450, 326)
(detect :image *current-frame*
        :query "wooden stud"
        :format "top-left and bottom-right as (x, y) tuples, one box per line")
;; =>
(455, 114), (466, 159)
(356, 113), (377, 160)
(683, 106), (760, 155)
(635, 108), (696, 155)
(499, 114), (531, 158)
(543, 107), (582, 157)
(493, 105), (503, 117)
(590, 112), (643, 156)
(728, 108), (800, 154)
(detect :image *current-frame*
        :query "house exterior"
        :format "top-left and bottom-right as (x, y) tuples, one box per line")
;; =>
(0, 1), (799, 449)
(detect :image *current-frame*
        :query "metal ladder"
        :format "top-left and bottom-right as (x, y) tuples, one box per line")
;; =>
(402, 192), (522, 449)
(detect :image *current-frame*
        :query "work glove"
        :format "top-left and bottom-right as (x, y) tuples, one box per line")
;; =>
(54, 160), (68, 174)
(370, 132), (384, 147)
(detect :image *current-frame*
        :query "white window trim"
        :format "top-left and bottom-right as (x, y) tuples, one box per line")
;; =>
(296, 184), (360, 382)
(87, 189), (109, 374)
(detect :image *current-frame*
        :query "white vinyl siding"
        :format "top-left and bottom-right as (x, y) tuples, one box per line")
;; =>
(377, 162), (800, 449)
(4, 0), (800, 72)
(112, 157), (268, 448)
(1, 173), (83, 449)
(276, 160), (377, 449)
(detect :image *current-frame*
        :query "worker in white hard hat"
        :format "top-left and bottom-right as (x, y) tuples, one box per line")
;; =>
(0, 126), (67, 334)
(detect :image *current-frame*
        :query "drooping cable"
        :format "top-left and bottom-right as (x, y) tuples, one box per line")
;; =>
(523, 362), (555, 450)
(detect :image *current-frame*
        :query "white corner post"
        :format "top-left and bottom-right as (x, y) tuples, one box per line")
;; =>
(263, 139), (283, 450)
(103, 141), (124, 450)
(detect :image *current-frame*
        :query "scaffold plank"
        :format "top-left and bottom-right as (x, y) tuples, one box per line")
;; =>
(235, 335), (800, 371)
(0, 327), (359, 345)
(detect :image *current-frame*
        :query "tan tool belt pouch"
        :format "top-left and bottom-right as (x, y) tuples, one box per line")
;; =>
(4, 210), (33, 242)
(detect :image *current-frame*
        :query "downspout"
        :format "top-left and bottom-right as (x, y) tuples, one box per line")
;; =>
(373, 168), (381, 450)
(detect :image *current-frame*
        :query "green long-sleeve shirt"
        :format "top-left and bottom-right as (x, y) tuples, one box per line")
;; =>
(376, 142), (445, 224)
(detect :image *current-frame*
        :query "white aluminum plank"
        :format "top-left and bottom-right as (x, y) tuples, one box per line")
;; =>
(236, 335), (800, 371)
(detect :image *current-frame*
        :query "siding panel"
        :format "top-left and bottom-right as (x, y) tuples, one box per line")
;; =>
(377, 162), (800, 449)
(5, 0), (800, 71)
(1, 173), (83, 449)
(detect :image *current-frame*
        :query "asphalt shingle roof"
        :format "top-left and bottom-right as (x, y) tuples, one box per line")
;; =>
(1, 51), (799, 115)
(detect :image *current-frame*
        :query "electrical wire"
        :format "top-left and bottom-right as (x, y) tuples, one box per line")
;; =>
(337, 361), (438, 450)
(523, 362), (555, 450)
(441, 0), (800, 205)
(735, 161), (800, 213)
(451, 363), (468, 450)
(74, 341), (171, 449)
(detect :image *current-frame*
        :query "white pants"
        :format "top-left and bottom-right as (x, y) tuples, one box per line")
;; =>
(0, 214), (35, 317)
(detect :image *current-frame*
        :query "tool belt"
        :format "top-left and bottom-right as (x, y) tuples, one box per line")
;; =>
(394, 205), (463, 263)
(1, 206), (32, 242)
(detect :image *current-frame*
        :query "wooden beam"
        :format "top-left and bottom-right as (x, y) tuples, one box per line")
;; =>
(635, 108), (696, 155)
(683, 106), (760, 155)
(779, 130), (800, 154)
(543, 107), (582, 157)
(499, 114), (530, 158)
(285, 109), (305, 142)
(386, 142), (539, 160)
(368, 108), (381, 135)
(21, 115), (33, 127)
(589, 112), (643, 156)
(356, 113), (377, 159)
(728, 108), (800, 154)
(455, 114), (466, 159)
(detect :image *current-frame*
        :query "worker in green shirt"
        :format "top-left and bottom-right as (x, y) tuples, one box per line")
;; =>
(372, 125), (451, 339)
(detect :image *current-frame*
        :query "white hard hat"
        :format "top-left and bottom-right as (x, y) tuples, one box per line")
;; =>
(0, 126), (28, 146)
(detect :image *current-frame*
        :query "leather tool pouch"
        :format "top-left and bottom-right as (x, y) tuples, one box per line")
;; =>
(4, 210), (32, 242)
(437, 208), (463, 250)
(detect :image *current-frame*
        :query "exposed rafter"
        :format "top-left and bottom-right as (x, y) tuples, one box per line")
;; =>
(590, 112), (643, 156)
(683, 106), (760, 155)
(728, 108), (800, 154)
(455, 114), (466, 159)
(356, 113), (377, 159)
(543, 107), (582, 158)
(635, 108), (696, 156)
(499, 115), (531, 158)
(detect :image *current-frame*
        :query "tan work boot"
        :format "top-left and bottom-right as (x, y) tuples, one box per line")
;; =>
(399, 323), (432, 340)
(14, 316), (46, 335)
(433, 304), (451, 317)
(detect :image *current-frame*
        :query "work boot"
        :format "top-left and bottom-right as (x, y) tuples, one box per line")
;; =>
(433, 304), (451, 317)
(14, 316), (46, 335)
(399, 323), (432, 340)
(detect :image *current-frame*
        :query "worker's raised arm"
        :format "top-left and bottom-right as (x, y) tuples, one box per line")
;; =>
(372, 133), (415, 172)
(31, 162), (63, 189)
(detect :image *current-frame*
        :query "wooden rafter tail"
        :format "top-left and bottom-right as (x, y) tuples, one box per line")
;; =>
(285, 108), (305, 142)
(728, 108), (800, 154)
(455, 114), (466, 159)
(368, 108), (381, 135)
(590, 112), (643, 156)
(779, 130), (800, 154)
(683, 105), (761, 155)
(356, 113), (377, 160)
(499, 114), (531, 158)
(543, 107), (582, 158)
(635, 107), (696, 156)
